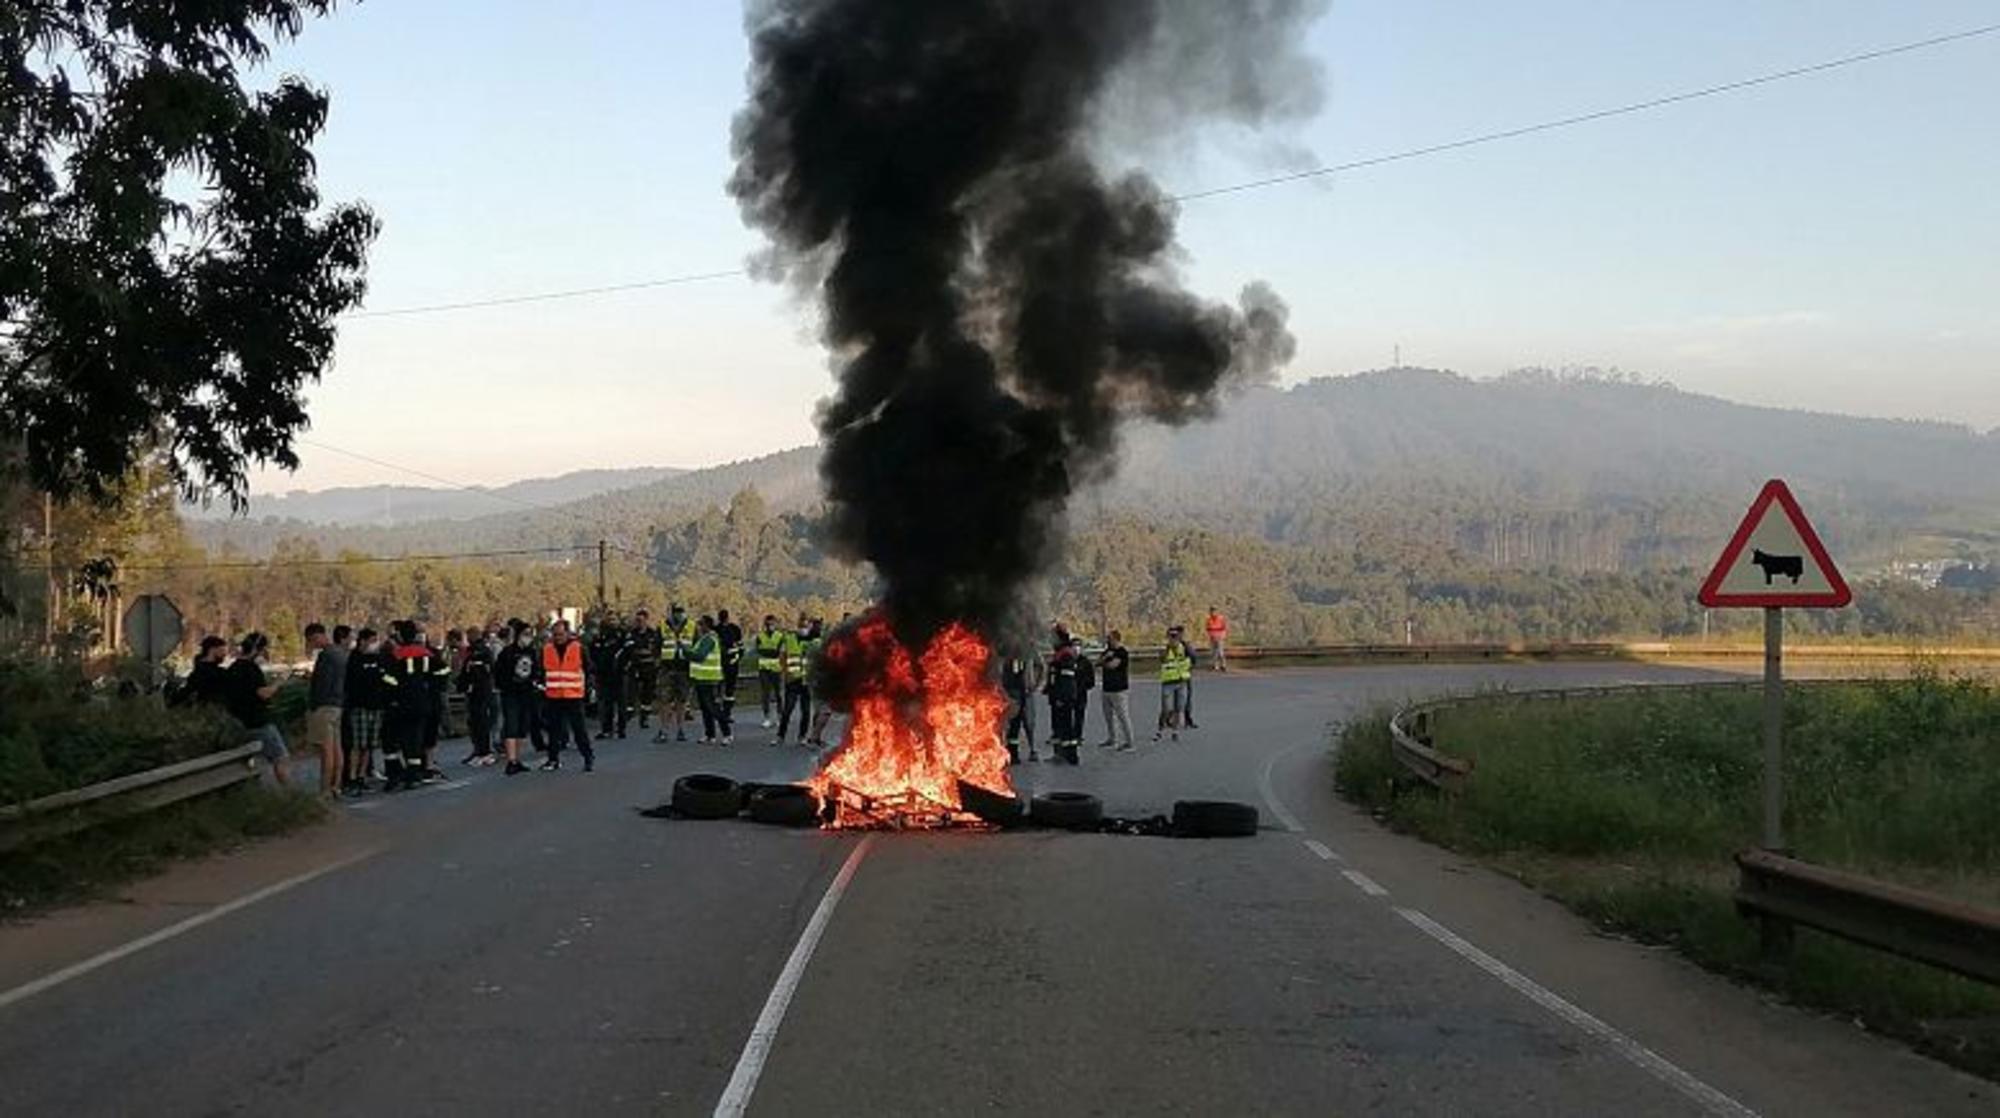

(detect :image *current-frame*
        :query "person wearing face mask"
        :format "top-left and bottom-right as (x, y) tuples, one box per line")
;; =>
(494, 618), (541, 775)
(656, 604), (698, 743)
(539, 618), (596, 770)
(342, 627), (389, 795)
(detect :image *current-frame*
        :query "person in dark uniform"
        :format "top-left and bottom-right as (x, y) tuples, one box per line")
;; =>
(715, 608), (745, 719)
(1000, 648), (1041, 764)
(383, 620), (442, 791)
(590, 614), (630, 740)
(625, 608), (662, 732)
(1044, 627), (1082, 766)
(459, 628), (497, 766)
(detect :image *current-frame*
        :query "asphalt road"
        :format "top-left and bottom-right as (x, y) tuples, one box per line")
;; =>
(2, 662), (1995, 1117)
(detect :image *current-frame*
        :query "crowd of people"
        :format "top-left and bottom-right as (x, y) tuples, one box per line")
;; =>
(174, 607), (835, 800)
(1003, 617), (1214, 766)
(171, 604), (1234, 797)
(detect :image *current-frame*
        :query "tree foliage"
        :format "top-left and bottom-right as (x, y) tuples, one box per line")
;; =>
(1, 1), (376, 505)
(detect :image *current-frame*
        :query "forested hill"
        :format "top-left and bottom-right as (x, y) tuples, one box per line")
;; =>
(182, 465), (683, 526)
(187, 370), (2000, 571)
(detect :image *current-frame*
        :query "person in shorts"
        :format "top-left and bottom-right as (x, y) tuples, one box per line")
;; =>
(342, 628), (389, 795)
(304, 622), (351, 800)
(494, 618), (541, 775)
(226, 632), (290, 786)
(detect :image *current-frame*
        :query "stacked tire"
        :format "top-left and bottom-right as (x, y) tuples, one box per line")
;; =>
(748, 783), (819, 826)
(1029, 791), (1103, 830)
(1171, 799), (1259, 838)
(670, 774), (745, 819)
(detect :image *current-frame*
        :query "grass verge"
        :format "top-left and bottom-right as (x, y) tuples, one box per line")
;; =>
(0, 784), (326, 917)
(1334, 674), (2000, 1080)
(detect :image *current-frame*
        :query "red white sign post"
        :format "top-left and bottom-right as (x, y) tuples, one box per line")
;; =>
(1698, 479), (1852, 853)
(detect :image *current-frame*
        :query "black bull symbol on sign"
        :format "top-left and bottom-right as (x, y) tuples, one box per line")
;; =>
(1751, 549), (1805, 585)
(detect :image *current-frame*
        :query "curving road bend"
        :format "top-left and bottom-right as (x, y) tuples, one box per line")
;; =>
(1, 663), (1994, 1116)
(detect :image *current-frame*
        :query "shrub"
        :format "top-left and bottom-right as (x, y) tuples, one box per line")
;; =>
(0, 658), (243, 804)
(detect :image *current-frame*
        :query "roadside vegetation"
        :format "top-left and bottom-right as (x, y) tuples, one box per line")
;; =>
(0, 659), (324, 914)
(1335, 672), (2000, 1079)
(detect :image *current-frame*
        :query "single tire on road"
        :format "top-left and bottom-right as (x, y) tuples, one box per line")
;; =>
(958, 780), (1025, 827)
(1030, 791), (1103, 830)
(748, 783), (819, 826)
(672, 773), (745, 820)
(1172, 799), (1259, 838)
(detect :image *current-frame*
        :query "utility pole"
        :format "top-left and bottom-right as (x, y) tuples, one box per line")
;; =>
(596, 539), (608, 616)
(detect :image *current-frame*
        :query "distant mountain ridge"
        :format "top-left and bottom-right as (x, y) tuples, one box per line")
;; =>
(185, 370), (2000, 571)
(184, 466), (684, 526)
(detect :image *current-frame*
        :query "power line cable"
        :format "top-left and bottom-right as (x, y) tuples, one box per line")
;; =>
(1172, 22), (2000, 202)
(344, 270), (749, 320)
(333, 23), (1999, 320)
(605, 541), (788, 591)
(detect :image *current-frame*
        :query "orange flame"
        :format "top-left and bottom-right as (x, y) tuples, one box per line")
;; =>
(807, 615), (1015, 828)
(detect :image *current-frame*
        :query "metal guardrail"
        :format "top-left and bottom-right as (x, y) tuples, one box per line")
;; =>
(1385, 705), (1472, 792)
(0, 744), (263, 854)
(1381, 678), (1876, 790)
(1138, 641), (2000, 667)
(1736, 849), (2000, 986)
(1377, 681), (2000, 985)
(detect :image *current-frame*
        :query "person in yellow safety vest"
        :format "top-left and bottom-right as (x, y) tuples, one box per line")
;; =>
(754, 615), (786, 730)
(654, 604), (699, 743)
(538, 618), (595, 772)
(688, 613), (733, 745)
(1154, 623), (1193, 742)
(805, 617), (836, 749)
(777, 615), (820, 746)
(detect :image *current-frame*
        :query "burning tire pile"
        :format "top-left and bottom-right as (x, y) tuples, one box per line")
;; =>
(645, 773), (1260, 838)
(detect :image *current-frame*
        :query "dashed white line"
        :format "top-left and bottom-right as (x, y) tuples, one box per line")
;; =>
(0, 850), (377, 1012)
(1340, 868), (1390, 897)
(714, 835), (875, 1118)
(1394, 906), (1758, 1118)
(1260, 747), (1754, 1115)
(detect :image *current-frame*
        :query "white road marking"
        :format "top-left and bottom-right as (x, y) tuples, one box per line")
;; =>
(0, 850), (377, 1012)
(1341, 868), (1390, 897)
(1261, 750), (1755, 1116)
(714, 836), (876, 1118)
(1256, 746), (1307, 832)
(1394, 906), (1758, 1118)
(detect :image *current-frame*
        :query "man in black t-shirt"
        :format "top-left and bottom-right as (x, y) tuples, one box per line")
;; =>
(1097, 631), (1134, 751)
(225, 632), (290, 786)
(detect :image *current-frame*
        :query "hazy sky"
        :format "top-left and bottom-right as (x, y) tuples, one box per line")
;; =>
(252, 1), (1999, 494)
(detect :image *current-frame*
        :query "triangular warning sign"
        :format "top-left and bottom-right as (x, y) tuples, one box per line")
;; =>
(1699, 479), (1851, 608)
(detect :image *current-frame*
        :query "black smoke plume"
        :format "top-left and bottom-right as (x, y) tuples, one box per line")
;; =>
(731, 0), (1322, 653)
